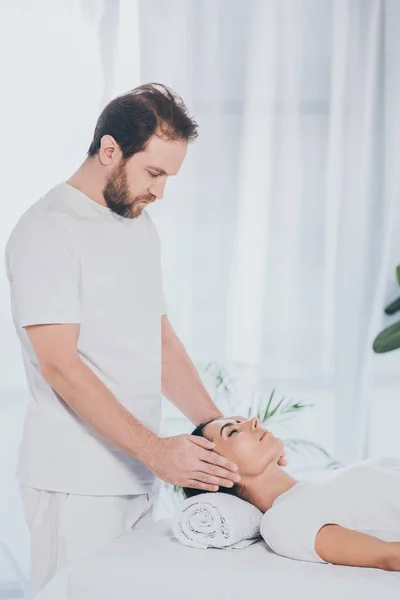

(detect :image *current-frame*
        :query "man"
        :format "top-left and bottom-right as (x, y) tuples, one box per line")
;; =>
(5, 83), (284, 597)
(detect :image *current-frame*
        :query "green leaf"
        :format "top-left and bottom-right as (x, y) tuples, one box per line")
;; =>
(384, 297), (400, 316)
(279, 400), (313, 416)
(203, 362), (235, 394)
(373, 320), (400, 353)
(397, 265), (400, 286)
(265, 396), (285, 420)
(260, 389), (276, 422)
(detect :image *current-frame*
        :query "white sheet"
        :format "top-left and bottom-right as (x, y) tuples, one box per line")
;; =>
(35, 519), (400, 600)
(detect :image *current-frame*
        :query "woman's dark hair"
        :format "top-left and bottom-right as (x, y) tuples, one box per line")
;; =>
(87, 83), (199, 159)
(182, 419), (242, 500)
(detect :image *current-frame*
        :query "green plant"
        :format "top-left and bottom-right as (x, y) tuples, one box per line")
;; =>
(373, 265), (400, 353)
(167, 363), (340, 498)
(247, 388), (341, 469)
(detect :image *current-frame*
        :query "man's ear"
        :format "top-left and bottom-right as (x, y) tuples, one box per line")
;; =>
(99, 135), (121, 165)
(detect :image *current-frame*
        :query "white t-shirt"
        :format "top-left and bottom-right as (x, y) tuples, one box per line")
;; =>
(5, 182), (167, 495)
(261, 458), (400, 563)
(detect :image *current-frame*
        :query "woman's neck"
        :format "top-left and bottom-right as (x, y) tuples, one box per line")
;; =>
(241, 463), (298, 512)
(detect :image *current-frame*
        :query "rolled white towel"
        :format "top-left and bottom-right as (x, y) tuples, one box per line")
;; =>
(172, 492), (263, 549)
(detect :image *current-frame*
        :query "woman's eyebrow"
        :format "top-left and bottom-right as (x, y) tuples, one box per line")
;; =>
(219, 420), (241, 437)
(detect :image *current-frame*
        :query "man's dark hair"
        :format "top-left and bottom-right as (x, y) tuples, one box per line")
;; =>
(182, 419), (242, 500)
(88, 83), (199, 159)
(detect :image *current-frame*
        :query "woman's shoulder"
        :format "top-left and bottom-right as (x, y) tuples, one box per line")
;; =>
(269, 480), (316, 512)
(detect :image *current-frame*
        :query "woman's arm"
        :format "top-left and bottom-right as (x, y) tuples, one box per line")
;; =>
(315, 525), (400, 571)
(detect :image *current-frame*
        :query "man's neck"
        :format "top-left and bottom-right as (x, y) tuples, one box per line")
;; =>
(241, 463), (298, 512)
(67, 158), (108, 208)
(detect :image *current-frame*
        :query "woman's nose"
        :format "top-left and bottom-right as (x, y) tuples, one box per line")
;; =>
(250, 417), (259, 430)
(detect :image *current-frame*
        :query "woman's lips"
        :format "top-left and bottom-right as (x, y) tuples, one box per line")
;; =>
(260, 430), (269, 441)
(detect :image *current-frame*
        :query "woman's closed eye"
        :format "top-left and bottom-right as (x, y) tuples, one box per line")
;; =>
(228, 429), (239, 437)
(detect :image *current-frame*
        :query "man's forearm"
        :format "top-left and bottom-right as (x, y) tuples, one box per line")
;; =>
(42, 358), (159, 469)
(161, 325), (222, 426)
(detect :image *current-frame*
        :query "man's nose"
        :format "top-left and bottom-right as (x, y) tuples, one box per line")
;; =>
(149, 181), (166, 200)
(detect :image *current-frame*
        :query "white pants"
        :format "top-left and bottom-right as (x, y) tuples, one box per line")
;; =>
(19, 484), (154, 598)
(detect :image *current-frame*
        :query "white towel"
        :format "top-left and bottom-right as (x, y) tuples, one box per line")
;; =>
(172, 492), (262, 549)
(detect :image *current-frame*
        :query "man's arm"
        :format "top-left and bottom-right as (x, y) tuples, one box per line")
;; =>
(161, 315), (222, 425)
(26, 322), (160, 467)
(315, 524), (400, 571)
(26, 322), (240, 491)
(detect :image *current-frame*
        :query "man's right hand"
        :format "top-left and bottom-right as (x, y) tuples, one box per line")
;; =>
(148, 434), (241, 492)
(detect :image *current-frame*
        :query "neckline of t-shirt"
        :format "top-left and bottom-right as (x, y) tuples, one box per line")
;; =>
(271, 480), (307, 508)
(60, 181), (122, 220)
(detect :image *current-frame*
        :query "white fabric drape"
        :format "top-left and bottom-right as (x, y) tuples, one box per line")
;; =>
(133, 0), (400, 464)
(0, 0), (142, 579)
(1, 0), (400, 577)
(1, 0), (400, 469)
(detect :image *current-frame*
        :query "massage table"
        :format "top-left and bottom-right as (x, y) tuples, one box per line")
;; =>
(35, 518), (400, 599)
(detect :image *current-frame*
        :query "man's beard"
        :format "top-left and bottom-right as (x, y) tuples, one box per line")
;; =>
(103, 160), (155, 219)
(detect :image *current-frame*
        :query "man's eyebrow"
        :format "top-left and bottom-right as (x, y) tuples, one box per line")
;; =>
(146, 166), (169, 175)
(220, 420), (240, 437)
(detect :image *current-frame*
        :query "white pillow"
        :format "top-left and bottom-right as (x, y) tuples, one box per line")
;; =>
(172, 492), (263, 549)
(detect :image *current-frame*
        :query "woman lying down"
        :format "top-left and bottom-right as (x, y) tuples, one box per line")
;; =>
(182, 416), (400, 572)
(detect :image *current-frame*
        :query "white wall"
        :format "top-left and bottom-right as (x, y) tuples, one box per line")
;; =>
(1, 1), (400, 594)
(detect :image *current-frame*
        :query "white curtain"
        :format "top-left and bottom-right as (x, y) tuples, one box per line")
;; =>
(1, 0), (400, 578)
(0, 0), (143, 581)
(132, 0), (400, 464)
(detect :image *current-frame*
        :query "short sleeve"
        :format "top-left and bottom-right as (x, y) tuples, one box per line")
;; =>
(5, 214), (81, 328)
(260, 486), (337, 564)
(144, 211), (168, 315)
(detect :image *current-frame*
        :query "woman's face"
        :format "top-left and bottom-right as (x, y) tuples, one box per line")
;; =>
(203, 416), (284, 477)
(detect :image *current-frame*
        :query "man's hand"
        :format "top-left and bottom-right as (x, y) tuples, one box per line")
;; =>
(149, 434), (241, 492)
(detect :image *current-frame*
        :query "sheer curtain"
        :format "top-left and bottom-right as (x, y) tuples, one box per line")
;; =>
(133, 0), (400, 465)
(0, 0), (142, 583)
(0, 0), (399, 581)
